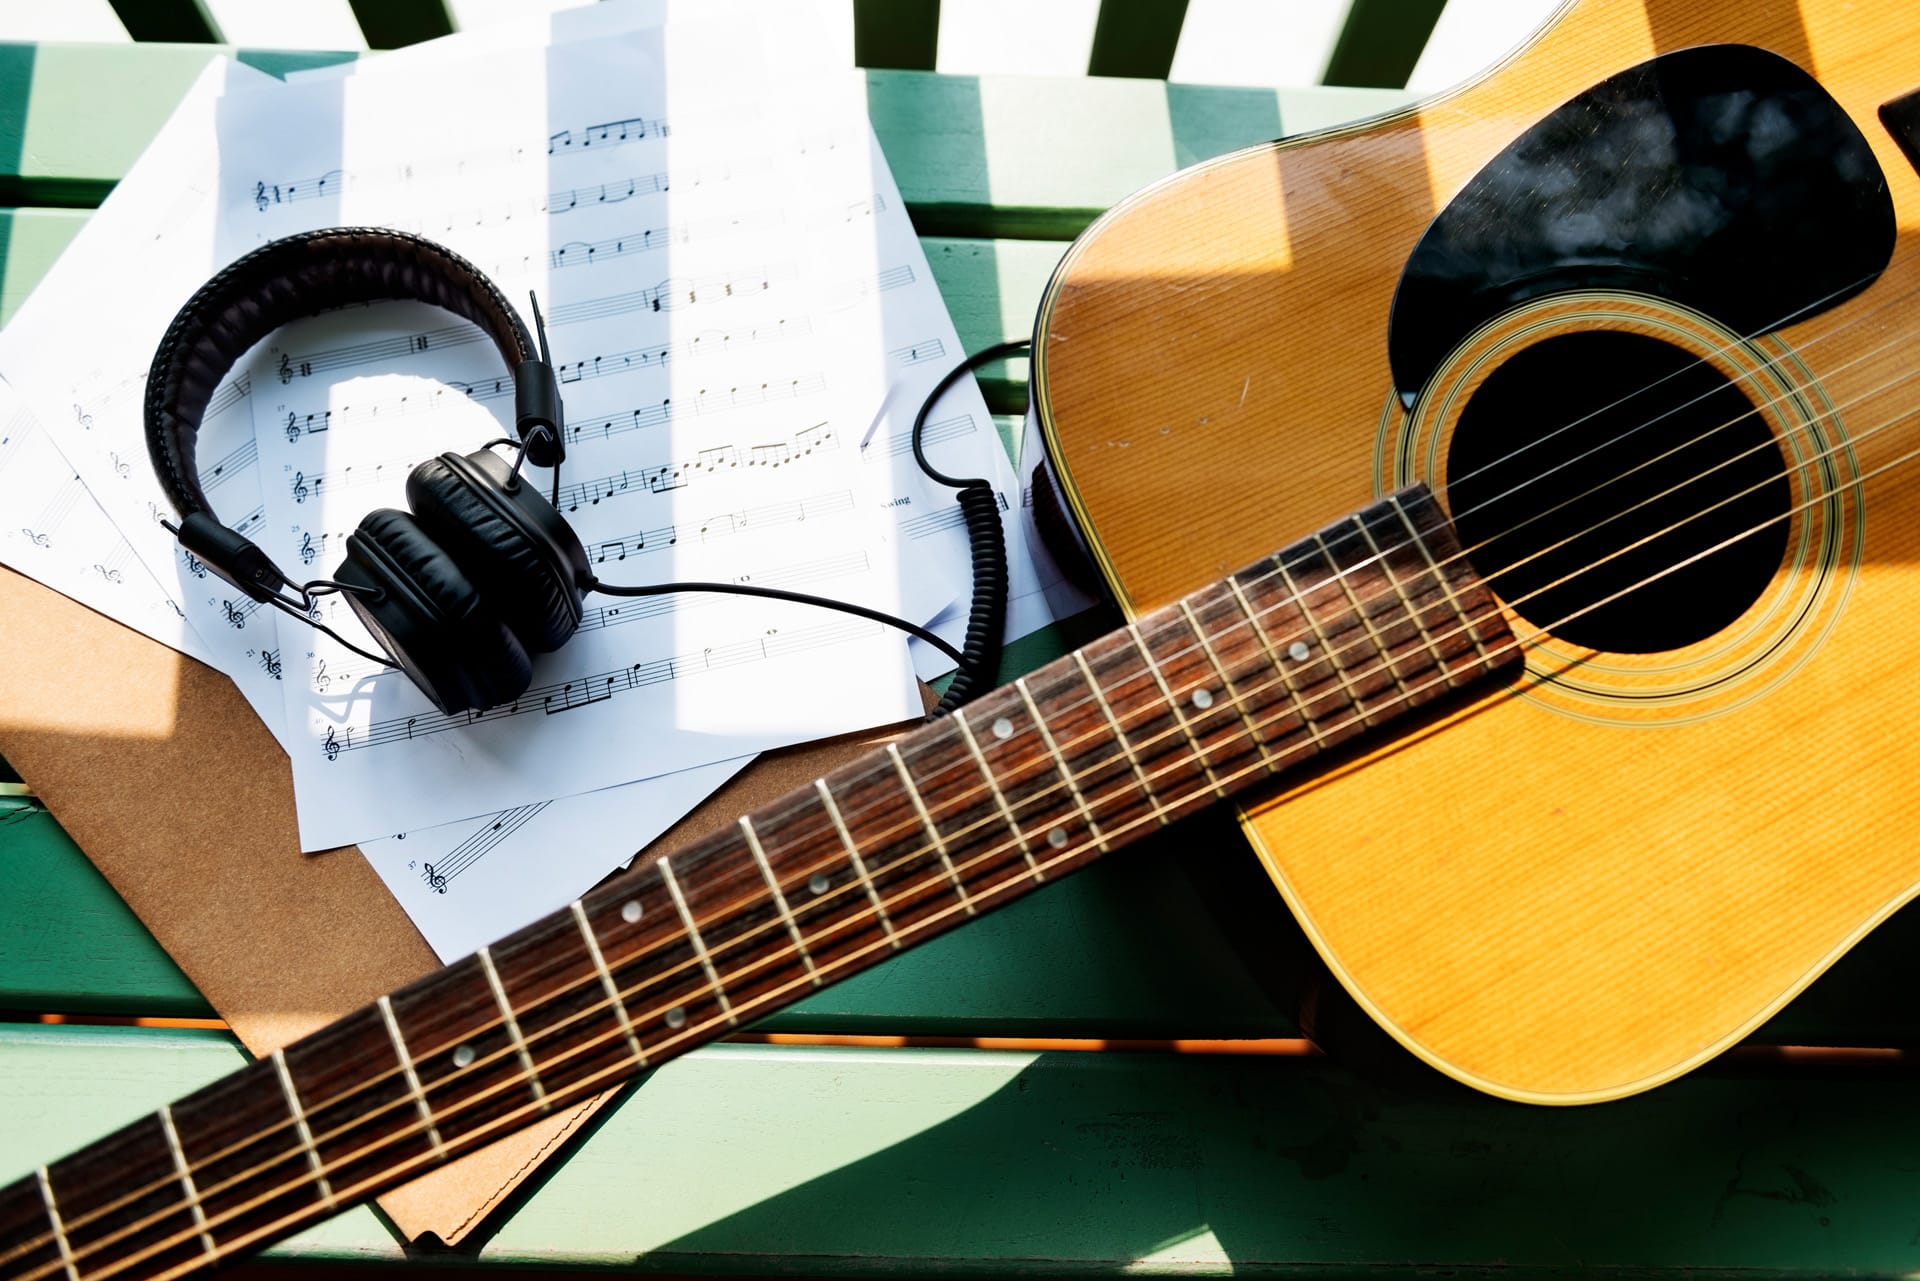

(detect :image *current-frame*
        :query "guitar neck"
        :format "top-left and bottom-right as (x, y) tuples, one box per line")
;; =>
(0, 484), (1513, 1281)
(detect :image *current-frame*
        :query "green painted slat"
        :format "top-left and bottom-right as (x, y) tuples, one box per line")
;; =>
(852, 0), (940, 70)
(105, 0), (222, 44)
(0, 207), (84, 326)
(0, 801), (205, 1016)
(344, 0), (456, 51)
(0, 44), (1408, 233)
(867, 71), (1409, 238)
(1087, 0), (1189, 80)
(0, 43), (352, 208)
(1322, 0), (1448, 89)
(9, 1025), (1920, 1275)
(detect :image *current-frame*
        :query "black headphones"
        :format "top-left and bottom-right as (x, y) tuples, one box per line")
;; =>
(146, 227), (1009, 718)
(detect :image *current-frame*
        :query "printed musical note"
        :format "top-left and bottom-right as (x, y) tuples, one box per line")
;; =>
(340, 618), (877, 753)
(888, 337), (945, 366)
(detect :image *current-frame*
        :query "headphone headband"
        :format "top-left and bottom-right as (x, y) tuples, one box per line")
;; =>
(145, 226), (559, 525)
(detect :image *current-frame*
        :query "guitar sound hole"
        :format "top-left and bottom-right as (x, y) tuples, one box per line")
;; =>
(1446, 331), (1790, 654)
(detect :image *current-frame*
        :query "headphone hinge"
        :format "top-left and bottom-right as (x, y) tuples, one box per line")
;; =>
(173, 510), (291, 603)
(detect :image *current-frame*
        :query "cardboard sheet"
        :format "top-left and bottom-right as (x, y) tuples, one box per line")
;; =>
(0, 564), (920, 1245)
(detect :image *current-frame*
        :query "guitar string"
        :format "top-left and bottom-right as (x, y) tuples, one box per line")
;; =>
(20, 252), (1920, 1273)
(17, 307), (1920, 1271)
(18, 319), (1920, 1270)
(23, 399), (1920, 1281)
(45, 413), (1920, 1281)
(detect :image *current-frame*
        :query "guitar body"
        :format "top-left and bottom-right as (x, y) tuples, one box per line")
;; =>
(1032, 0), (1920, 1103)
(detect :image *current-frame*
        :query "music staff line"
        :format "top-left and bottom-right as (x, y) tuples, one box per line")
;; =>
(286, 417), (837, 508)
(250, 112), (674, 215)
(324, 615), (880, 757)
(312, 549), (871, 692)
(545, 196), (882, 272)
(272, 262), (909, 386)
(419, 801), (553, 896)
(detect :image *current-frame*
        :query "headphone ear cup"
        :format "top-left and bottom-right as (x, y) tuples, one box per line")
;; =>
(407, 449), (588, 653)
(336, 508), (533, 715)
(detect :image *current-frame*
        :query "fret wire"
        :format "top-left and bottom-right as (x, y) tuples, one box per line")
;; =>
(1123, 624), (1226, 800)
(156, 1107), (217, 1256)
(44, 534), (1513, 1281)
(35, 1170), (78, 1281)
(1226, 576), (1329, 750)
(815, 779), (900, 947)
(1352, 515), (1455, 687)
(657, 860), (738, 1023)
(952, 712), (1044, 879)
(1314, 529), (1415, 701)
(739, 816), (822, 983)
(59, 615), (1491, 1281)
(1014, 676), (1111, 849)
(375, 996), (446, 1156)
(1390, 493), (1493, 665)
(476, 947), (550, 1109)
(1070, 651), (1168, 820)
(1177, 599), (1278, 775)
(1272, 559), (1371, 720)
(267, 1054), (335, 1212)
(885, 744), (976, 914)
(571, 901), (648, 1065)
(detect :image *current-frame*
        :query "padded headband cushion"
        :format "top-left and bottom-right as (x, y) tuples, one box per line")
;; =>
(340, 508), (533, 715)
(145, 227), (535, 519)
(408, 449), (590, 653)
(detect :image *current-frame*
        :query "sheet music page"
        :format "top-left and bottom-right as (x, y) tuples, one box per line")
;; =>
(217, 27), (984, 847)
(356, 755), (745, 961)
(0, 59), (306, 748)
(0, 378), (225, 667)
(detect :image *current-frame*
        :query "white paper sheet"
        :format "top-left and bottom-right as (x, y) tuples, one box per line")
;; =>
(216, 29), (987, 846)
(0, 379), (224, 666)
(0, 59), (305, 749)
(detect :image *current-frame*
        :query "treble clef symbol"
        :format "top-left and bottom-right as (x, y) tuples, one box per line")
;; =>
(423, 863), (449, 894)
(323, 726), (341, 761)
(278, 353), (293, 385)
(285, 411), (301, 443)
(291, 471), (309, 503)
(314, 658), (329, 693)
(254, 181), (269, 212)
(21, 528), (47, 548)
(109, 451), (130, 479)
(260, 649), (282, 679)
(92, 563), (122, 583)
(299, 531), (317, 565)
(73, 403), (93, 430)
(222, 599), (247, 628)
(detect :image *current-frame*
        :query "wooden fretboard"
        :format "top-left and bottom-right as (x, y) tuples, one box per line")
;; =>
(0, 484), (1513, 1281)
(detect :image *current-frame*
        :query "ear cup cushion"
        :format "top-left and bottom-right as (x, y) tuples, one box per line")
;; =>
(407, 450), (586, 652)
(341, 508), (532, 715)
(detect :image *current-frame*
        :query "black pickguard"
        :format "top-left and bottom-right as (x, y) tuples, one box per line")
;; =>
(1388, 44), (1895, 403)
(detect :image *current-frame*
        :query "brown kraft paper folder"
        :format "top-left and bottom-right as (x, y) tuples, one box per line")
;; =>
(0, 564), (921, 1245)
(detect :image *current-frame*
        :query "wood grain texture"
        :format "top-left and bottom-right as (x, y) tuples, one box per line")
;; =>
(1035, 0), (1920, 1102)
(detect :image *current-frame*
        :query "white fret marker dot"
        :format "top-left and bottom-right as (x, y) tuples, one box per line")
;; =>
(1048, 827), (1068, 849)
(1192, 688), (1214, 710)
(665, 1006), (687, 1029)
(809, 872), (831, 895)
(452, 1044), (476, 1069)
(991, 716), (1014, 740)
(621, 900), (643, 923)
(1287, 641), (1312, 662)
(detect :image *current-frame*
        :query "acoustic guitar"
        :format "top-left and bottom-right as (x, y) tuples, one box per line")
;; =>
(8, 0), (1920, 1277)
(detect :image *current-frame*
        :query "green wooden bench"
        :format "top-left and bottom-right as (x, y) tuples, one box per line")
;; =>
(7, 9), (1920, 1276)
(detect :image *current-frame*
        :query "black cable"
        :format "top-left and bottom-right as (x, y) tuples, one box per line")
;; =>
(912, 339), (1027, 716)
(582, 576), (966, 666)
(581, 339), (1025, 718)
(264, 591), (397, 670)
